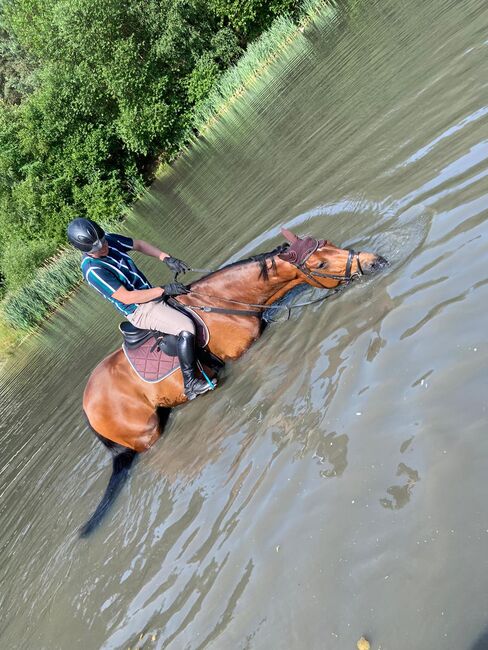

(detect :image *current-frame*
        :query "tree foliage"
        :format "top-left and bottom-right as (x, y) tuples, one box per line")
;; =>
(0, 0), (299, 291)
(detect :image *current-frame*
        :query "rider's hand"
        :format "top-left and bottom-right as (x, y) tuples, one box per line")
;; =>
(161, 282), (190, 297)
(164, 256), (191, 275)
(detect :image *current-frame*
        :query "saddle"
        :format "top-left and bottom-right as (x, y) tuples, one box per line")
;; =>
(120, 303), (215, 383)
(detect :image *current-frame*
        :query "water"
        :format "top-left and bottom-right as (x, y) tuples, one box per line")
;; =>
(1, 0), (487, 647)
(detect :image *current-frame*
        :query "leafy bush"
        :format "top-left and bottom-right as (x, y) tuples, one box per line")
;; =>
(188, 52), (222, 105)
(0, 0), (304, 327)
(209, 0), (300, 38)
(1, 237), (56, 291)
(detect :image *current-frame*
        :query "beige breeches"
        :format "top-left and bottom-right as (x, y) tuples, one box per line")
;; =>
(126, 300), (195, 335)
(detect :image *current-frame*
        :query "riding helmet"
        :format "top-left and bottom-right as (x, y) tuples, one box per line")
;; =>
(67, 218), (106, 253)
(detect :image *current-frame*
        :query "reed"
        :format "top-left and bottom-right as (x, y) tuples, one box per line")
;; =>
(191, 0), (338, 137)
(1, 247), (82, 331)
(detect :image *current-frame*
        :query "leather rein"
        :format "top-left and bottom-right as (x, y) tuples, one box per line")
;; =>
(175, 243), (364, 321)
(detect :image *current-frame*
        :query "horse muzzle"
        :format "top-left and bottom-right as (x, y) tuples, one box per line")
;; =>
(359, 253), (389, 275)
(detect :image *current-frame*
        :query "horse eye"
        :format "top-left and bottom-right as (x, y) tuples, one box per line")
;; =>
(317, 261), (328, 269)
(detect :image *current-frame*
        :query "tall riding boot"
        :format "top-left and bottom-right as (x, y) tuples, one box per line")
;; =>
(177, 331), (216, 400)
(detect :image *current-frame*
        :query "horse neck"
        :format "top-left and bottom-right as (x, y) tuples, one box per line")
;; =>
(191, 256), (299, 306)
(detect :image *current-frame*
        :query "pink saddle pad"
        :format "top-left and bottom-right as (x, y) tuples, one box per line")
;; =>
(123, 336), (180, 383)
(122, 306), (209, 384)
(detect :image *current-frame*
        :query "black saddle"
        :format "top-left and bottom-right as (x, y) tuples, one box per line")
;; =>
(119, 322), (224, 370)
(119, 322), (178, 355)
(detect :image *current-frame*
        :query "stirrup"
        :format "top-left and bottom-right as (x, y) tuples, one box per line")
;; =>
(185, 377), (217, 400)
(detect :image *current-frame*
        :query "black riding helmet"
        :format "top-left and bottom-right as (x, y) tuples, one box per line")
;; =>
(67, 218), (106, 253)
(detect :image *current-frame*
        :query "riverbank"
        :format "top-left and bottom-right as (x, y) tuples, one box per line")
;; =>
(0, 0), (340, 359)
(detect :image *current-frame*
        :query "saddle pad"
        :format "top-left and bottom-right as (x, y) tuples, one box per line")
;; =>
(123, 337), (180, 384)
(122, 305), (210, 384)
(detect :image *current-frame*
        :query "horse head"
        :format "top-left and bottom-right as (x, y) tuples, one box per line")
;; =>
(279, 228), (387, 289)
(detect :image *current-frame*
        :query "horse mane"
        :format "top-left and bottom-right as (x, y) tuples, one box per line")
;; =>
(196, 243), (289, 283)
(247, 244), (289, 280)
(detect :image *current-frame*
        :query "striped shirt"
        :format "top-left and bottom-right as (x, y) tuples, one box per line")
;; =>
(81, 233), (152, 316)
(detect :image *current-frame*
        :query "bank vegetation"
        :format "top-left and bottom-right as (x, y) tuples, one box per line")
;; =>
(0, 0), (343, 354)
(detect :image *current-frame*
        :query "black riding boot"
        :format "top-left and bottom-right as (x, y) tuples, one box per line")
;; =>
(177, 331), (216, 400)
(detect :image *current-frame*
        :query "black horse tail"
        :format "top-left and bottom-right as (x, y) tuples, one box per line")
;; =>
(79, 432), (137, 538)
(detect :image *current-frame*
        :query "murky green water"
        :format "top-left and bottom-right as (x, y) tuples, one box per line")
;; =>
(1, 0), (488, 647)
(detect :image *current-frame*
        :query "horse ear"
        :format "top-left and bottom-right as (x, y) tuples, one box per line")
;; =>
(281, 228), (299, 243)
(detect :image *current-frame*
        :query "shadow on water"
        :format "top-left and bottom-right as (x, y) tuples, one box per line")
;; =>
(471, 630), (488, 650)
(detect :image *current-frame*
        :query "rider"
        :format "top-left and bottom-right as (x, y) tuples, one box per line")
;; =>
(67, 217), (215, 400)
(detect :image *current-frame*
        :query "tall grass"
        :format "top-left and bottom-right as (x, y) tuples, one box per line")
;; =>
(1, 248), (81, 330)
(192, 0), (338, 137)
(0, 0), (347, 350)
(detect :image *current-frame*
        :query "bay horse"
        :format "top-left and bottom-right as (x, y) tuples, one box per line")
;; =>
(80, 228), (387, 535)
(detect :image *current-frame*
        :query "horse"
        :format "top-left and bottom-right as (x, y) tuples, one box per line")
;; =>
(80, 228), (387, 535)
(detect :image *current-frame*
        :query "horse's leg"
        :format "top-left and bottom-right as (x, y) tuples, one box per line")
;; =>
(87, 399), (162, 451)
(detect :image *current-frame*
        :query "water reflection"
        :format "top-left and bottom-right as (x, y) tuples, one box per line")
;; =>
(471, 628), (488, 650)
(313, 431), (349, 478)
(380, 462), (420, 510)
(400, 286), (473, 340)
(192, 559), (254, 650)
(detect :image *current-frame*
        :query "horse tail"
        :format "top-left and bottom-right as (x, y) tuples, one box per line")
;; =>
(79, 432), (137, 538)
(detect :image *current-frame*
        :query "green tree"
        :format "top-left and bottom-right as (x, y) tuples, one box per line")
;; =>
(0, 0), (301, 292)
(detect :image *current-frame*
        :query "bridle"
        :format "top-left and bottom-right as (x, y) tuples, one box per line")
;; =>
(170, 238), (364, 321)
(292, 245), (364, 288)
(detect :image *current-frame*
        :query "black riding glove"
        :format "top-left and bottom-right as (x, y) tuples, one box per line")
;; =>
(161, 282), (190, 297)
(164, 256), (191, 275)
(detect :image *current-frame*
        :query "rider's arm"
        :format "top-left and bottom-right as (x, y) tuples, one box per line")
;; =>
(132, 239), (170, 261)
(86, 265), (164, 304)
(112, 286), (164, 304)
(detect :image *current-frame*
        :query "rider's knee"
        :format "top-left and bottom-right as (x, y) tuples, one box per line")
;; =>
(176, 322), (195, 336)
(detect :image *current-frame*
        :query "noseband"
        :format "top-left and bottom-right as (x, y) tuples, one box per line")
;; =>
(278, 237), (364, 287)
